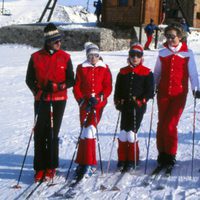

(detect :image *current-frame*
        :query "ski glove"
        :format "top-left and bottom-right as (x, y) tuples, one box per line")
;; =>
(85, 97), (98, 112)
(114, 99), (124, 111)
(133, 98), (146, 107)
(78, 98), (85, 107)
(44, 80), (67, 92)
(193, 90), (200, 99)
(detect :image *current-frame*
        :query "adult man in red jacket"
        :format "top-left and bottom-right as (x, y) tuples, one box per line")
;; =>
(73, 42), (112, 178)
(26, 23), (75, 182)
(154, 23), (200, 172)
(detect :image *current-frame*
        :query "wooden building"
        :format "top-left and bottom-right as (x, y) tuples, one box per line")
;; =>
(102, 0), (200, 28)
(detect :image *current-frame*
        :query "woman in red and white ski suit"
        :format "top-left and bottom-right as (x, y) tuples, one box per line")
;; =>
(154, 23), (200, 167)
(73, 43), (112, 177)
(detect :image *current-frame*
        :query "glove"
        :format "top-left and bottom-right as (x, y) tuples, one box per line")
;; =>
(114, 99), (124, 111)
(134, 98), (146, 107)
(78, 98), (85, 107)
(88, 97), (98, 107)
(31, 87), (39, 96)
(43, 80), (54, 92)
(193, 90), (200, 99)
(85, 97), (98, 112)
(57, 81), (67, 91)
(44, 80), (67, 92)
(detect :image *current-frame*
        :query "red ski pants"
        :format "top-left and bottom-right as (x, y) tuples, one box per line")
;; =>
(75, 107), (104, 165)
(144, 34), (153, 49)
(156, 94), (187, 155)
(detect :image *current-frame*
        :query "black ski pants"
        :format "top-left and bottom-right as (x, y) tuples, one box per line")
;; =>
(120, 105), (146, 132)
(33, 100), (66, 171)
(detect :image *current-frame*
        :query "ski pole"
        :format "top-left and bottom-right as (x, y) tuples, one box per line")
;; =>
(93, 109), (103, 175)
(48, 93), (56, 186)
(106, 111), (121, 174)
(144, 98), (154, 174)
(133, 107), (137, 170)
(94, 109), (104, 175)
(65, 110), (90, 181)
(12, 98), (43, 189)
(191, 96), (197, 179)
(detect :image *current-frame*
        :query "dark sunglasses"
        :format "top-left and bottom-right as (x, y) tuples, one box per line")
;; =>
(53, 40), (61, 44)
(129, 51), (143, 58)
(88, 54), (100, 59)
(165, 34), (177, 40)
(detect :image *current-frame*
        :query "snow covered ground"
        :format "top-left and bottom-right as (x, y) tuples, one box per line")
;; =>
(1, 0), (200, 200)
(0, 0), (96, 27)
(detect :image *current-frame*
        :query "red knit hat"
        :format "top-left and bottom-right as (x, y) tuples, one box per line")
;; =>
(129, 43), (144, 53)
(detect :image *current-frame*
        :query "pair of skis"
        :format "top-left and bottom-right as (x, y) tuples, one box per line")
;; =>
(100, 167), (141, 192)
(142, 165), (173, 189)
(52, 170), (97, 198)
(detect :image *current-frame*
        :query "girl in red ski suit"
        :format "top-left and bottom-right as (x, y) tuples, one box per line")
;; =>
(154, 23), (200, 168)
(114, 43), (154, 172)
(73, 43), (112, 177)
(26, 23), (75, 182)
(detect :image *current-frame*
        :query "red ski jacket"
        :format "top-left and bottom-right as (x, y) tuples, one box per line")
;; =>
(154, 42), (199, 97)
(26, 48), (75, 101)
(73, 60), (112, 109)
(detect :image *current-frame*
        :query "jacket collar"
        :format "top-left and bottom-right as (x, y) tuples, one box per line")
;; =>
(82, 60), (106, 68)
(163, 42), (188, 53)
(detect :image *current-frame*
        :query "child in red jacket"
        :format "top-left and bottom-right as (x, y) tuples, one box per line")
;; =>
(114, 43), (154, 172)
(73, 42), (112, 178)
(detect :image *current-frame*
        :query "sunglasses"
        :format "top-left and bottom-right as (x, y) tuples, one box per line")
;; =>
(53, 40), (61, 45)
(88, 54), (100, 59)
(129, 51), (143, 58)
(165, 34), (177, 40)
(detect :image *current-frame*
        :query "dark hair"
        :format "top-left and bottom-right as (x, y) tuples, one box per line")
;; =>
(164, 23), (184, 38)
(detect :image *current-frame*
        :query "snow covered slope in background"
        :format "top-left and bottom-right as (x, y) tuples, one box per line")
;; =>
(0, 0), (96, 27)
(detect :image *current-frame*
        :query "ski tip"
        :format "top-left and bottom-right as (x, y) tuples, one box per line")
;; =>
(100, 184), (107, 191)
(111, 186), (120, 191)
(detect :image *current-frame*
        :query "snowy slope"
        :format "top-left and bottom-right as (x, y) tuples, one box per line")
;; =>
(0, 0), (96, 27)
(1, 0), (200, 200)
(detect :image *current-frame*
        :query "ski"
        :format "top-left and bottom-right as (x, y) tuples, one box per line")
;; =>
(154, 165), (174, 190)
(100, 167), (141, 191)
(142, 165), (164, 187)
(52, 169), (96, 198)
(25, 180), (44, 199)
(62, 172), (97, 199)
(14, 182), (40, 200)
(51, 176), (80, 197)
(165, 165), (173, 177)
(99, 171), (121, 191)
(111, 171), (134, 191)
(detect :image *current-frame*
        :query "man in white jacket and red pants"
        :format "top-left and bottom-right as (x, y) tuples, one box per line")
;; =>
(154, 23), (200, 172)
(73, 42), (112, 178)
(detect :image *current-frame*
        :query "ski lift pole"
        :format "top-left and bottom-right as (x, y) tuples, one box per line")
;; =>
(86, 0), (90, 11)
(191, 95), (197, 179)
(1, 0), (4, 14)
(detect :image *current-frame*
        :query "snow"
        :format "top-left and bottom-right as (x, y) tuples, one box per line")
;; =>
(0, 0), (96, 27)
(1, 0), (200, 200)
